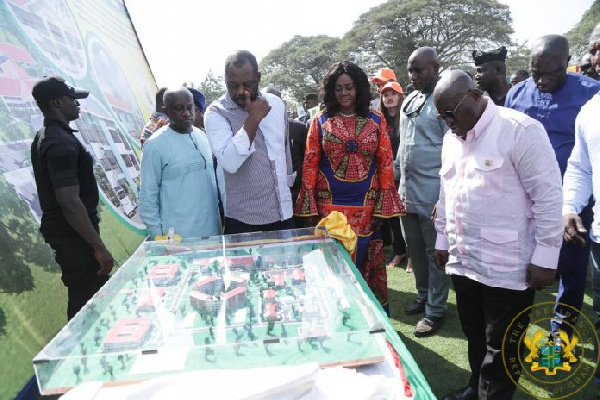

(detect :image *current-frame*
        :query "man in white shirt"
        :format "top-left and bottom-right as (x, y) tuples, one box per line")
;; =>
(563, 26), (600, 400)
(204, 50), (294, 234)
(433, 70), (563, 400)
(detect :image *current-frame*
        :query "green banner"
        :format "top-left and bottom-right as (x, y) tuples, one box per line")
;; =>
(0, 0), (152, 397)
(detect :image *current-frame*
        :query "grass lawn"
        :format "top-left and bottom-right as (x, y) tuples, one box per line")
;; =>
(386, 255), (599, 399)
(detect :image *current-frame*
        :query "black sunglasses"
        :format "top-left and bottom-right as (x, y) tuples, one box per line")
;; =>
(437, 91), (471, 122)
(402, 93), (431, 118)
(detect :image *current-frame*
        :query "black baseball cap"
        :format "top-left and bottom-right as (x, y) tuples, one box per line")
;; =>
(32, 76), (89, 101)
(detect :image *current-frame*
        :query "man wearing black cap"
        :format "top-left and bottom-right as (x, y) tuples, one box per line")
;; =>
(472, 46), (509, 105)
(31, 76), (114, 320)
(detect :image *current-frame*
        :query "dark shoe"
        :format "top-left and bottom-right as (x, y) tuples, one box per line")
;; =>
(440, 386), (477, 400)
(413, 315), (444, 337)
(405, 298), (425, 315)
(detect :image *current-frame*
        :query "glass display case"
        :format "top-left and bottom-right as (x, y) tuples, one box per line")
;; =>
(33, 228), (387, 395)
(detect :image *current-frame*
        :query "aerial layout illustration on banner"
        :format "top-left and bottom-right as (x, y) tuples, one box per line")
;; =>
(0, 0), (153, 397)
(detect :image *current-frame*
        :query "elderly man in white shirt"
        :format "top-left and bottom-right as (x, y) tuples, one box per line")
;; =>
(204, 50), (294, 234)
(433, 70), (563, 400)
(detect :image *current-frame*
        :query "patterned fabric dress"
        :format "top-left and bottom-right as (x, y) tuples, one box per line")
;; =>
(295, 111), (405, 310)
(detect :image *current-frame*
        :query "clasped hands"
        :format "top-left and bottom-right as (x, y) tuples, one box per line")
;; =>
(433, 249), (555, 291)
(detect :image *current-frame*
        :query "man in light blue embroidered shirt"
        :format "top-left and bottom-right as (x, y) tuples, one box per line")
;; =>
(204, 50), (294, 235)
(394, 47), (450, 337)
(505, 35), (600, 340)
(140, 88), (221, 239)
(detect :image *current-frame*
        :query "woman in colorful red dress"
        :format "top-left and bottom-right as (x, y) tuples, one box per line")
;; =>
(294, 61), (405, 314)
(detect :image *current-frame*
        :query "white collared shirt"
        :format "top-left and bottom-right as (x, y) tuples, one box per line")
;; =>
(563, 94), (600, 243)
(204, 91), (293, 225)
(435, 99), (563, 290)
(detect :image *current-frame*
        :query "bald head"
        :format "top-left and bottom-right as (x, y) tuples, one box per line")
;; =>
(531, 35), (570, 59)
(434, 70), (477, 101)
(408, 47), (438, 66)
(163, 87), (194, 133)
(530, 35), (570, 93)
(433, 70), (485, 138)
(407, 47), (440, 93)
(163, 87), (192, 109)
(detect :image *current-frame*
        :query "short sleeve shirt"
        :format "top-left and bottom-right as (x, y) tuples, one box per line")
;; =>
(31, 118), (99, 241)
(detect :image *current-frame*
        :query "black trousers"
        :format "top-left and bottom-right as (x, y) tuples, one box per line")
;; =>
(49, 234), (109, 320)
(452, 275), (535, 399)
(224, 217), (295, 235)
(388, 216), (407, 256)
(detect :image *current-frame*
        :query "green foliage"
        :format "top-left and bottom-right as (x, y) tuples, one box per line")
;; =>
(184, 70), (226, 108)
(260, 35), (342, 102)
(260, 0), (513, 96)
(566, 0), (600, 62)
(506, 41), (531, 76)
(341, 0), (513, 86)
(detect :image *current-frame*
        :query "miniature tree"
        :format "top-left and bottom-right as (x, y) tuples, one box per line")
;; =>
(93, 330), (102, 346)
(264, 342), (273, 357)
(281, 323), (288, 338)
(81, 356), (88, 373)
(118, 354), (125, 369)
(267, 321), (275, 335)
(107, 364), (113, 378)
(73, 365), (81, 381)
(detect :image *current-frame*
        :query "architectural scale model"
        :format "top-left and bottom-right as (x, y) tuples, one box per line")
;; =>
(33, 228), (386, 395)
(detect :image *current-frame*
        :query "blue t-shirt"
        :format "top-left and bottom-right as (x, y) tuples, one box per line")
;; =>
(505, 73), (600, 176)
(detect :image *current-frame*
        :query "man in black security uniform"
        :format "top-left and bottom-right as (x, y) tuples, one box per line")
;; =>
(31, 76), (114, 320)
(472, 46), (510, 105)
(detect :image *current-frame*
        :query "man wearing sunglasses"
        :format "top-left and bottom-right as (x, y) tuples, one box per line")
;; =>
(505, 35), (600, 344)
(434, 70), (563, 400)
(394, 47), (450, 337)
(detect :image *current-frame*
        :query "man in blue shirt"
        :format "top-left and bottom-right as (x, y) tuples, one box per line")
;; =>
(505, 35), (600, 340)
(140, 88), (222, 239)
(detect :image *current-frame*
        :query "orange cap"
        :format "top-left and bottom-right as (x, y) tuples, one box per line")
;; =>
(371, 67), (397, 83)
(381, 81), (404, 94)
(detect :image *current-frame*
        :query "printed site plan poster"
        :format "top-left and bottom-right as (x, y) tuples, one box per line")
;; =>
(0, 0), (153, 397)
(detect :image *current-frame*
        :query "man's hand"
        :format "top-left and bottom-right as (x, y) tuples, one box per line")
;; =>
(563, 213), (587, 247)
(526, 263), (556, 290)
(434, 249), (449, 271)
(94, 246), (114, 276)
(243, 91), (271, 142)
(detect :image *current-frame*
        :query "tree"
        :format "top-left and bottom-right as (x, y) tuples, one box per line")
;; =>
(340, 0), (513, 86)
(260, 35), (342, 102)
(197, 69), (226, 106)
(183, 70), (226, 107)
(505, 41), (531, 76)
(565, 0), (600, 63)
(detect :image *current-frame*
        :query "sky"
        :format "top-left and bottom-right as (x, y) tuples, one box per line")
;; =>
(124, 0), (595, 89)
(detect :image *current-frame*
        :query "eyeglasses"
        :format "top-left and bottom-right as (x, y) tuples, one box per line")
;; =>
(402, 93), (430, 118)
(437, 91), (470, 122)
